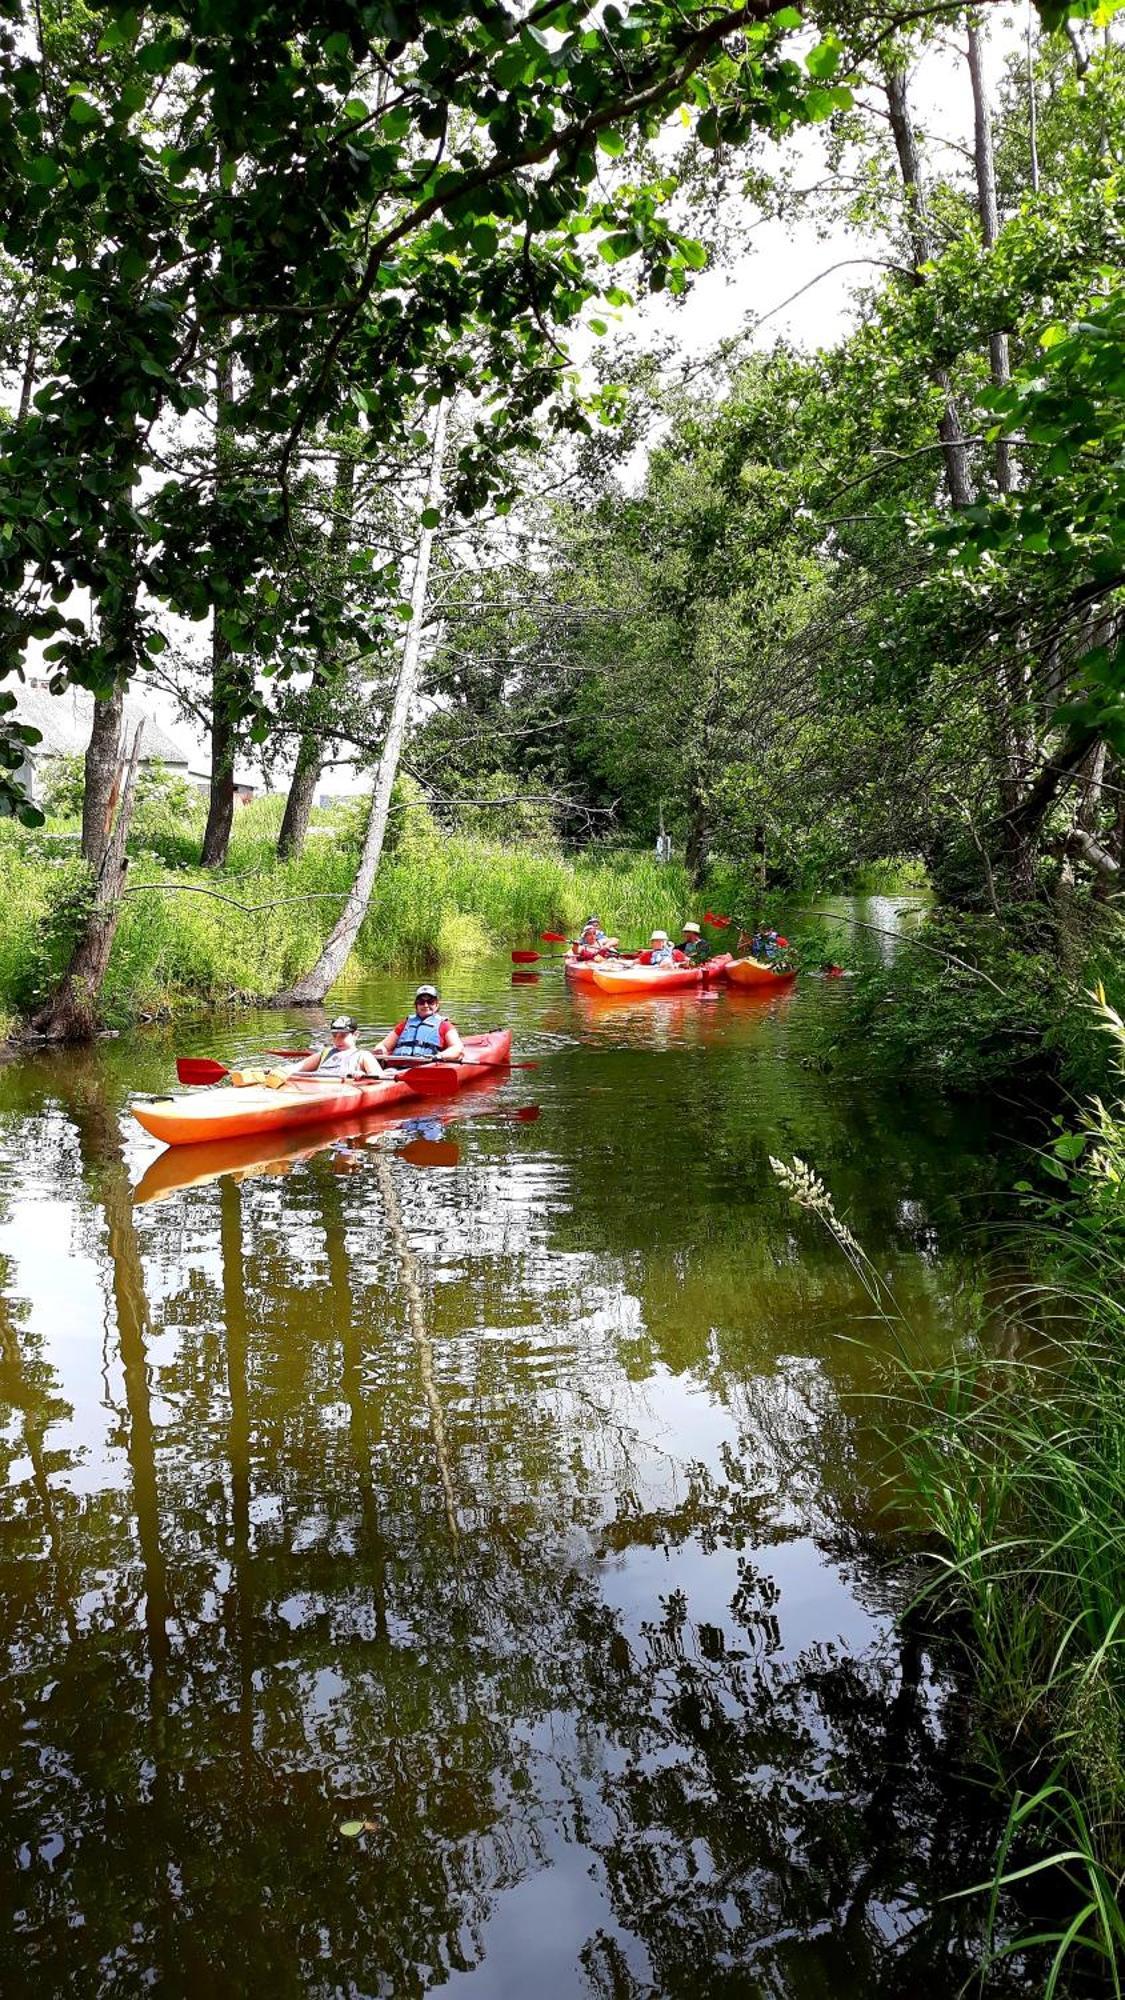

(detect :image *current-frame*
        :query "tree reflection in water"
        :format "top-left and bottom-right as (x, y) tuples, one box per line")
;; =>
(0, 1043), (1036, 1998)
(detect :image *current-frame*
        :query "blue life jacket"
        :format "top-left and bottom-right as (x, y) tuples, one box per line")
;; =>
(648, 944), (675, 966)
(395, 1011), (445, 1057)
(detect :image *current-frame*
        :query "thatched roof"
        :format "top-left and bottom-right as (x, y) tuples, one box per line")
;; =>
(12, 682), (190, 768)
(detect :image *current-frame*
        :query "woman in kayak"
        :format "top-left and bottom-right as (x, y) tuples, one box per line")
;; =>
(373, 984), (465, 1064)
(572, 917), (609, 961)
(292, 1015), (386, 1081)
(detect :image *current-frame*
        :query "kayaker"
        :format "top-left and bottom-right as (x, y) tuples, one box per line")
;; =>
(636, 929), (683, 968)
(373, 984), (465, 1064)
(292, 1016), (385, 1081)
(573, 917), (608, 961)
(679, 921), (710, 964)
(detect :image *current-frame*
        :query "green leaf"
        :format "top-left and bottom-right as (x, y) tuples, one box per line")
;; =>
(68, 94), (102, 127)
(25, 156), (62, 188)
(1053, 1131), (1088, 1160)
(470, 221), (499, 257)
(420, 507), (441, 529)
(806, 36), (841, 78)
(772, 5), (802, 25)
(339, 1821), (366, 1838)
(597, 128), (626, 157)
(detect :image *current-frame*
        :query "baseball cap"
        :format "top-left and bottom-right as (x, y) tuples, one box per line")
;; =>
(415, 984), (439, 1001)
(329, 1015), (357, 1033)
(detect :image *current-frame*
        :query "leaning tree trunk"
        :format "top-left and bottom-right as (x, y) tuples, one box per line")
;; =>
(277, 452), (357, 861)
(275, 402), (448, 1006)
(81, 689), (124, 869)
(32, 725), (144, 1042)
(83, 536), (140, 869)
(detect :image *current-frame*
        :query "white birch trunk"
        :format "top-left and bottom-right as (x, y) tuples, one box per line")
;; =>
(276, 401), (447, 1006)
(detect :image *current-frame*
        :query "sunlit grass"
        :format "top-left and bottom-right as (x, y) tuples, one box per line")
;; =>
(0, 803), (717, 1027)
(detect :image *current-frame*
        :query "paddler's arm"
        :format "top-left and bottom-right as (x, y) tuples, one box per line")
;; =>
(372, 1024), (399, 1060)
(438, 1024), (465, 1062)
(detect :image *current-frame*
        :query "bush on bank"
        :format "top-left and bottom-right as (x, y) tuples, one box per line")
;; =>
(818, 903), (1125, 1097)
(0, 800), (729, 1030)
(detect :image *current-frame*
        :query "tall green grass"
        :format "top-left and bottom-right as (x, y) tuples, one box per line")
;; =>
(0, 802), (713, 1028)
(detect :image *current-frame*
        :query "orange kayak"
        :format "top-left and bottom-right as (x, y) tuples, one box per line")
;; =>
(563, 953), (641, 987)
(590, 953), (731, 997)
(132, 1030), (512, 1148)
(725, 958), (797, 990)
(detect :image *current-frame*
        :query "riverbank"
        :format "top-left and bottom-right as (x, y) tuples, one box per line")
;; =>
(776, 994), (1125, 1986)
(816, 900), (1125, 1099)
(0, 801), (753, 1036)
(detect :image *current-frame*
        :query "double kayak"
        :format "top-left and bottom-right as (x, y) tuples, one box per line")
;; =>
(132, 1030), (512, 1148)
(589, 953), (732, 997)
(725, 957), (797, 991)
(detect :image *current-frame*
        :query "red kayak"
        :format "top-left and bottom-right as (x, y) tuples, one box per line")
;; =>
(132, 1030), (513, 1148)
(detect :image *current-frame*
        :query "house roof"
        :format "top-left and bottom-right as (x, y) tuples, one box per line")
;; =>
(12, 682), (190, 768)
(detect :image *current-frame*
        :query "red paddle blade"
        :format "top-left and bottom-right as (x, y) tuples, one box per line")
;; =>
(176, 1057), (229, 1085)
(399, 1065), (462, 1098)
(399, 1138), (461, 1168)
(511, 950), (540, 964)
(511, 971), (540, 984)
(540, 931), (566, 943)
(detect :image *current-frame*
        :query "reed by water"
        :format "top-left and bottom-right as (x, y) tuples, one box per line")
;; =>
(774, 998), (1125, 1992)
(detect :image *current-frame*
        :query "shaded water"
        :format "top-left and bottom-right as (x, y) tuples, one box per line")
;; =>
(0, 921), (1034, 1996)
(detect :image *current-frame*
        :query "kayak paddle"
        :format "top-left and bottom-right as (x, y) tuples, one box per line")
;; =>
(401, 1058), (538, 1098)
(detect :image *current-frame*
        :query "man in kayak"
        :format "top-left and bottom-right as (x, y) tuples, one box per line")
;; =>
(679, 921), (710, 964)
(291, 1016), (386, 1081)
(373, 984), (466, 1064)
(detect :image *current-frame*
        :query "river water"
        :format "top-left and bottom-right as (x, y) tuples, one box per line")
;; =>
(0, 911), (1035, 1996)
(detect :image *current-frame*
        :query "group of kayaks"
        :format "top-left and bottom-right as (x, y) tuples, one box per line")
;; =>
(564, 950), (796, 996)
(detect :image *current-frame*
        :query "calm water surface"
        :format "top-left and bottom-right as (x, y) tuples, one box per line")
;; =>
(0, 921), (1034, 1996)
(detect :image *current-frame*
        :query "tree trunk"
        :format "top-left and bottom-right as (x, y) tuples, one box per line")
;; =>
(199, 632), (237, 867)
(274, 401), (447, 1006)
(966, 19), (1014, 495)
(200, 349), (239, 869)
(1026, 6), (1040, 192)
(32, 725), (144, 1041)
(276, 735), (322, 860)
(685, 795), (709, 887)
(81, 688), (124, 869)
(277, 452), (356, 861)
(883, 65), (977, 511)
